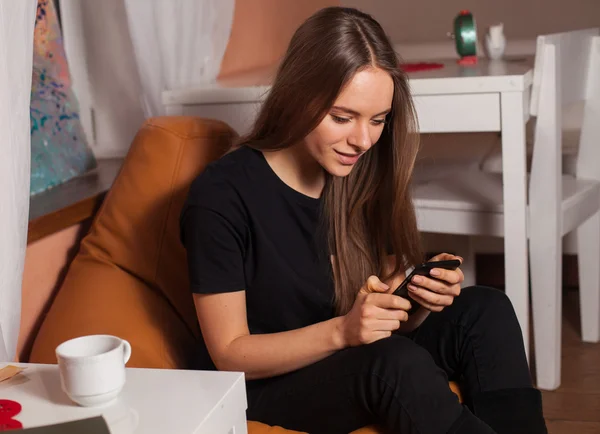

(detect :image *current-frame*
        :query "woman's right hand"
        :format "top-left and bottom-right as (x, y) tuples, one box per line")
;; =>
(338, 276), (412, 347)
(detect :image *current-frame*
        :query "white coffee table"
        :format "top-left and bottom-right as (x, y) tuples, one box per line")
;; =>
(0, 363), (247, 434)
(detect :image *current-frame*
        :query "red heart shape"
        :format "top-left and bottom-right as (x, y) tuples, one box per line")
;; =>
(0, 418), (23, 431)
(0, 401), (22, 431)
(0, 401), (21, 419)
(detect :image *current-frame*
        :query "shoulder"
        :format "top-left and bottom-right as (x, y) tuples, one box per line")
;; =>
(187, 146), (258, 206)
(181, 146), (262, 225)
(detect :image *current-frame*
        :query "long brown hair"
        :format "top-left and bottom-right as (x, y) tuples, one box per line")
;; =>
(241, 7), (424, 315)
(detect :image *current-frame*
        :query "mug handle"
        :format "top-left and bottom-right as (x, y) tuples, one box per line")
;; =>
(121, 339), (132, 365)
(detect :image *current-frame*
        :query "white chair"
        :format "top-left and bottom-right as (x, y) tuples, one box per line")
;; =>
(412, 28), (600, 390)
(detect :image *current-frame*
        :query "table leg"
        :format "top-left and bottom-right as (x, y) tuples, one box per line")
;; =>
(500, 91), (530, 361)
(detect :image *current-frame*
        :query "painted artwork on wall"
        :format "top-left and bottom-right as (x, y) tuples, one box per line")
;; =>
(30, 0), (96, 196)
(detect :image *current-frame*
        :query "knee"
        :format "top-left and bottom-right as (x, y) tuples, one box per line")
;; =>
(360, 335), (438, 382)
(356, 337), (453, 414)
(457, 285), (519, 325)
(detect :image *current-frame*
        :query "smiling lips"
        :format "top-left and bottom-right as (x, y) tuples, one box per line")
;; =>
(335, 150), (361, 165)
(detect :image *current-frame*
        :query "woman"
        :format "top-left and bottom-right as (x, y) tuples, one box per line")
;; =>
(180, 6), (547, 434)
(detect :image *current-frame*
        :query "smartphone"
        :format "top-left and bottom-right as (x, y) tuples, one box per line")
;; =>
(392, 259), (461, 315)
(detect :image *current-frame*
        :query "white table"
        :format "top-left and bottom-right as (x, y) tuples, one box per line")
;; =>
(0, 363), (247, 434)
(162, 58), (534, 355)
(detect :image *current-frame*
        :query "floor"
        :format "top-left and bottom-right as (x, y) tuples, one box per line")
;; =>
(540, 290), (600, 433)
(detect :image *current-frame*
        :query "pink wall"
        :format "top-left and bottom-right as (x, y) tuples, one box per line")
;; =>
(219, 0), (340, 78)
(343, 0), (600, 44)
(18, 223), (87, 361)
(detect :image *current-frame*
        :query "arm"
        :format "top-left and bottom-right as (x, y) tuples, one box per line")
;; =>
(183, 203), (350, 380)
(194, 291), (345, 380)
(194, 277), (411, 380)
(184, 202), (410, 380)
(199, 251), (460, 379)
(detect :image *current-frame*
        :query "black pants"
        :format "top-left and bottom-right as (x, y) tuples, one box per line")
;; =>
(246, 286), (546, 433)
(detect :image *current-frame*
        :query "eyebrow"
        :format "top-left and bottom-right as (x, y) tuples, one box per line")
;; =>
(331, 106), (391, 117)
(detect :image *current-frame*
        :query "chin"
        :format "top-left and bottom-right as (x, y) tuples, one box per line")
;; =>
(324, 162), (355, 178)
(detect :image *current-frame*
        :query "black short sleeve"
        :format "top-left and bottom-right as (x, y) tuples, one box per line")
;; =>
(179, 146), (335, 369)
(180, 205), (246, 294)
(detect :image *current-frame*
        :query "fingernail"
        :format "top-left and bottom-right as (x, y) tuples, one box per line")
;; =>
(429, 269), (440, 277)
(381, 282), (389, 290)
(408, 284), (417, 291)
(412, 276), (422, 284)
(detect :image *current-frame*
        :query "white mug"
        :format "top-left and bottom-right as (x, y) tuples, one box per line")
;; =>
(55, 335), (132, 407)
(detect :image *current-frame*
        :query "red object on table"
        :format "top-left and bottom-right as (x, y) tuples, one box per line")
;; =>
(457, 55), (478, 66)
(401, 62), (444, 72)
(0, 400), (23, 431)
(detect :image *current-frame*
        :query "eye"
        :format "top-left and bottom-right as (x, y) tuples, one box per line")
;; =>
(331, 114), (351, 124)
(371, 118), (386, 126)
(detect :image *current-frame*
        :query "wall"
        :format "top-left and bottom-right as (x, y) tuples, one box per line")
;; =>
(219, 0), (339, 78)
(343, 0), (600, 44)
(18, 223), (87, 362)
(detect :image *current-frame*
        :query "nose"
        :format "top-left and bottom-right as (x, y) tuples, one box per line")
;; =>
(348, 122), (372, 152)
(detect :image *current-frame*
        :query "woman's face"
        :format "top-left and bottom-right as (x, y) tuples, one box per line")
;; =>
(303, 67), (394, 177)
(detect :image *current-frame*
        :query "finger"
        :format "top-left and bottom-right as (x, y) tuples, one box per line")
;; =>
(413, 273), (461, 297)
(455, 267), (465, 284)
(366, 275), (390, 293)
(374, 319), (403, 331)
(366, 293), (412, 311)
(411, 275), (449, 294)
(409, 284), (454, 307)
(405, 291), (443, 312)
(360, 325), (394, 344)
(372, 306), (409, 322)
(430, 253), (463, 264)
(412, 275), (461, 297)
(408, 284), (454, 308)
(427, 268), (462, 285)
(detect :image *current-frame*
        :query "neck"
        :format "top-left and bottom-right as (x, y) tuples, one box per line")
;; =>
(262, 144), (325, 199)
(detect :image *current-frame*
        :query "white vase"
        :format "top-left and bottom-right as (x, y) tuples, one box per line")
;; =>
(485, 23), (506, 60)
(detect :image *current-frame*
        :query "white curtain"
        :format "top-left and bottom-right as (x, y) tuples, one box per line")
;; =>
(124, 0), (235, 117)
(0, 0), (37, 362)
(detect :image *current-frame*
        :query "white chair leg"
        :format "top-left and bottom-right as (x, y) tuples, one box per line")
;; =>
(577, 212), (600, 343)
(529, 219), (563, 390)
(451, 235), (476, 287)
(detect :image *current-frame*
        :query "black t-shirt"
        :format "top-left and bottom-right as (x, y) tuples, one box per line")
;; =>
(180, 146), (336, 370)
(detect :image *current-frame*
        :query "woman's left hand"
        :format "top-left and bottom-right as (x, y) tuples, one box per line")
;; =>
(407, 253), (464, 312)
